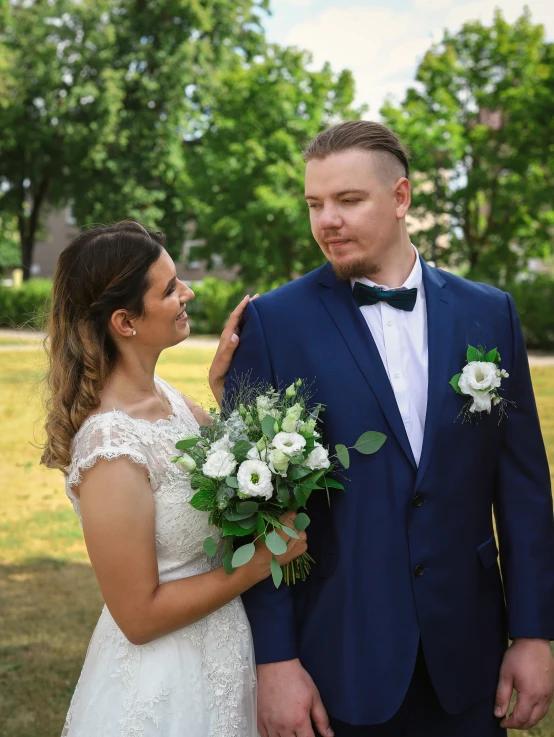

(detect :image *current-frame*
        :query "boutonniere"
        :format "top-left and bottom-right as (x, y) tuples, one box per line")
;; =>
(449, 345), (513, 422)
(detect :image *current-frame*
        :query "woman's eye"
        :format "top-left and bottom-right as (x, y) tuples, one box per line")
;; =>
(167, 284), (176, 295)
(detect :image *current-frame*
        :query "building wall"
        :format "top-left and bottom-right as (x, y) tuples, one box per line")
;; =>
(32, 209), (238, 283)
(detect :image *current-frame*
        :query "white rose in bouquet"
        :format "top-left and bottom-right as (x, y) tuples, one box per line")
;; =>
(268, 449), (290, 476)
(458, 361), (505, 413)
(302, 443), (331, 471)
(237, 460), (274, 500)
(202, 450), (237, 479)
(272, 432), (306, 456)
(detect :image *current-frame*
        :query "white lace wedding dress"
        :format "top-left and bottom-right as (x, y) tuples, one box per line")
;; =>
(62, 377), (258, 737)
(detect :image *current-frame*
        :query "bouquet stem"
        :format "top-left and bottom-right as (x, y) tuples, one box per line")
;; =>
(283, 552), (316, 585)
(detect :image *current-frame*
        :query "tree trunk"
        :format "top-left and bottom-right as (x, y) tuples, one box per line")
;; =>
(18, 176), (49, 281)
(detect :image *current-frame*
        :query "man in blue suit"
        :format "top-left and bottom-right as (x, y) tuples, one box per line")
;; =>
(226, 121), (554, 737)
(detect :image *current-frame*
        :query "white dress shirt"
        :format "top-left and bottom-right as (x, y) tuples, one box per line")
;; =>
(352, 246), (428, 465)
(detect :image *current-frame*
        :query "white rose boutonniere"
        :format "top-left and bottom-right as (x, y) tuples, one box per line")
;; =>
(450, 345), (512, 422)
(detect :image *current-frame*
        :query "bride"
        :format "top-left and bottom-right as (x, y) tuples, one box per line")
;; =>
(41, 220), (307, 737)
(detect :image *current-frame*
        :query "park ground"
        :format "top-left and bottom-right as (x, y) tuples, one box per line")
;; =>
(0, 337), (553, 736)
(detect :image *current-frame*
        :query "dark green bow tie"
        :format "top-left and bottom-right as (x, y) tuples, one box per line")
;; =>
(352, 281), (418, 312)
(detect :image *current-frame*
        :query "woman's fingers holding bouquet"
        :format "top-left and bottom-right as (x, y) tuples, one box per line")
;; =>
(209, 294), (259, 406)
(275, 513), (308, 566)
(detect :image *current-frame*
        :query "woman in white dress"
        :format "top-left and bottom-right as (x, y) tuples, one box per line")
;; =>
(41, 221), (307, 737)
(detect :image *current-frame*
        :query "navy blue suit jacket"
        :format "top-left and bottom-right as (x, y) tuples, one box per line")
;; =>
(227, 258), (554, 725)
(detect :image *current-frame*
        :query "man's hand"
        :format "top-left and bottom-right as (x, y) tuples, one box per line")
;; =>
(257, 658), (334, 737)
(495, 638), (554, 730)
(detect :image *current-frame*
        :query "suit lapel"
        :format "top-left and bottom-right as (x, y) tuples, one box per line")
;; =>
(317, 264), (417, 470)
(415, 260), (455, 489)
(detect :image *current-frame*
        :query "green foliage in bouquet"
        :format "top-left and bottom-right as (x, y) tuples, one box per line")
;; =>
(172, 379), (387, 587)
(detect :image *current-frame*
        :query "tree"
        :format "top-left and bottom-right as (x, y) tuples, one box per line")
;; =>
(381, 7), (554, 283)
(187, 45), (363, 285)
(0, 0), (269, 277)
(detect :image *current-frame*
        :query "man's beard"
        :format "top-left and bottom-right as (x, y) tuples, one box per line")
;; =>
(330, 254), (381, 282)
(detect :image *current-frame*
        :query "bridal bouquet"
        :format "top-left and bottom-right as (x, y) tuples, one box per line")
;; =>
(172, 380), (386, 587)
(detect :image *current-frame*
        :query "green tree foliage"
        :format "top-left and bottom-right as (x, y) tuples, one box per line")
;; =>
(188, 46), (362, 284)
(0, 0), (269, 276)
(382, 8), (554, 282)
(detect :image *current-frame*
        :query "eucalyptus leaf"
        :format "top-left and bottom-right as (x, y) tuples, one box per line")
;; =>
(270, 557), (283, 588)
(222, 519), (256, 537)
(256, 513), (266, 537)
(335, 444), (350, 469)
(237, 500), (259, 516)
(261, 415), (277, 439)
(224, 508), (256, 521)
(225, 476), (239, 489)
(175, 437), (201, 450)
(280, 524), (300, 540)
(203, 537), (218, 557)
(294, 512), (310, 531)
(237, 515), (258, 529)
(353, 431), (387, 455)
(266, 530), (287, 555)
(231, 542), (256, 567)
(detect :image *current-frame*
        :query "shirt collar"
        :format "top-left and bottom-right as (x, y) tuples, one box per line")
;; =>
(351, 244), (422, 292)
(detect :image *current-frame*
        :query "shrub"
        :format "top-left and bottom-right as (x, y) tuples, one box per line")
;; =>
(187, 277), (246, 335)
(506, 275), (554, 351)
(0, 279), (52, 330)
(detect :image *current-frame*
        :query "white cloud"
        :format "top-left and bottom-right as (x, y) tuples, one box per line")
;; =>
(281, 0), (553, 119)
(285, 0), (316, 7)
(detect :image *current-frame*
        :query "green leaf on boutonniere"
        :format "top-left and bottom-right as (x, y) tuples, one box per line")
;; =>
(484, 348), (500, 364)
(467, 345), (485, 363)
(449, 373), (465, 395)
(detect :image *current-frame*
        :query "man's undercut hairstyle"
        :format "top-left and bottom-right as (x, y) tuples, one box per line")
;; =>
(303, 120), (410, 183)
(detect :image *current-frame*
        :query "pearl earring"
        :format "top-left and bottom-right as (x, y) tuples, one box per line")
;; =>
(132, 329), (137, 336)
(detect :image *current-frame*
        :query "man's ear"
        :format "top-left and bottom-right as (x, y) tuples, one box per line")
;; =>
(394, 177), (411, 219)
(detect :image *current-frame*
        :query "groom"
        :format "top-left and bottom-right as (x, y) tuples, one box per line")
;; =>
(227, 121), (554, 736)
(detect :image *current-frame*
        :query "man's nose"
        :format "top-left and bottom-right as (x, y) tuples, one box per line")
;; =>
(319, 205), (343, 229)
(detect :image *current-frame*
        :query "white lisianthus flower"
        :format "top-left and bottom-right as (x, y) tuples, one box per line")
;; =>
(202, 450), (237, 479)
(268, 449), (290, 476)
(256, 395), (281, 422)
(207, 433), (232, 455)
(272, 431), (306, 455)
(237, 460), (274, 500)
(458, 361), (503, 413)
(302, 443), (331, 471)
(246, 446), (261, 461)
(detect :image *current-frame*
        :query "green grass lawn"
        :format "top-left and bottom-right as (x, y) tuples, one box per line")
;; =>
(0, 344), (553, 736)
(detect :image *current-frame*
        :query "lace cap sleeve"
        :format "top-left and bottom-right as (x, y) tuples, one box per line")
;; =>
(67, 413), (150, 490)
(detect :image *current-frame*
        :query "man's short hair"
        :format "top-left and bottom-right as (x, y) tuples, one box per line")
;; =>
(303, 120), (410, 180)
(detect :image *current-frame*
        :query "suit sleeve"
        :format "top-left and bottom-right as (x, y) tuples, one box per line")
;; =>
(225, 301), (300, 663)
(494, 292), (554, 640)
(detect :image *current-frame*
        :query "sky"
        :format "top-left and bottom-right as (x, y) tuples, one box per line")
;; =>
(263, 0), (554, 119)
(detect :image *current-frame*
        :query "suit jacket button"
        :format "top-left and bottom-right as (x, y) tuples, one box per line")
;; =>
(414, 564), (425, 577)
(413, 494), (424, 507)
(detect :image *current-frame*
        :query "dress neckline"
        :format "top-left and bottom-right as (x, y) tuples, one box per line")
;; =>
(77, 376), (178, 434)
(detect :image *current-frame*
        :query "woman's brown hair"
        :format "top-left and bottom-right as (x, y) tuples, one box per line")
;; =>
(41, 221), (165, 472)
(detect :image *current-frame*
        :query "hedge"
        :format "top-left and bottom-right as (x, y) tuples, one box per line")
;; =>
(1, 275), (553, 350)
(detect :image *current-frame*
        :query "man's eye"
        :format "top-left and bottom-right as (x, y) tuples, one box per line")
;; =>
(307, 203), (320, 209)
(342, 199), (360, 204)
